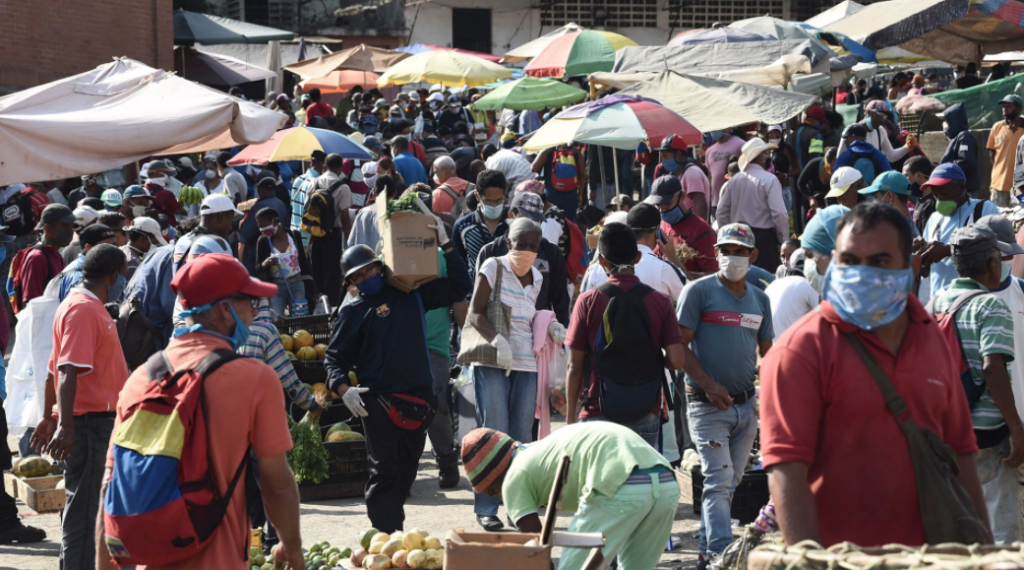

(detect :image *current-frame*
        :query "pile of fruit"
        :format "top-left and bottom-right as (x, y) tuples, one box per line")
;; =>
(351, 528), (444, 569)
(324, 422), (365, 443)
(178, 186), (206, 207)
(250, 543), (351, 570)
(282, 330), (327, 362)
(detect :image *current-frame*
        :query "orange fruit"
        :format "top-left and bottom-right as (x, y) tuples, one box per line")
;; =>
(280, 334), (294, 352)
(292, 330), (314, 349)
(310, 382), (327, 394)
(314, 344), (327, 360)
(297, 346), (317, 361)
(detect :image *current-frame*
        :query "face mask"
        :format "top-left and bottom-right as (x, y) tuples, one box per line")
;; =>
(661, 158), (681, 172)
(205, 169), (217, 179)
(56, 227), (74, 248)
(935, 189), (966, 216)
(661, 205), (684, 225)
(1002, 260), (1013, 282)
(481, 203), (503, 220)
(709, 130), (724, 141)
(363, 127), (376, 135)
(430, 102), (440, 111)
(132, 205), (148, 218)
(718, 255), (750, 282)
(805, 259), (825, 296)
(451, 105), (462, 113)
(356, 274), (384, 296)
(822, 263), (913, 330)
(909, 182), (922, 198)
(865, 117), (875, 130)
(260, 224), (277, 237)
(433, 173), (440, 185)
(147, 176), (167, 187)
(507, 250), (537, 277)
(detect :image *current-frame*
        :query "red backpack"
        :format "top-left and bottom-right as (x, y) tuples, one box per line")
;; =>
(550, 147), (579, 192)
(925, 289), (987, 409)
(102, 349), (245, 566)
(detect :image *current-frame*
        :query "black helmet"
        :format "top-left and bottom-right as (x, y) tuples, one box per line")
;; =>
(341, 244), (381, 281)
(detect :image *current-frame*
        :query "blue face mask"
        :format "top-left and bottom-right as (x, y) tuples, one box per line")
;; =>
(661, 158), (681, 172)
(709, 130), (724, 141)
(1002, 260), (1013, 282)
(173, 300), (252, 350)
(661, 205), (685, 225)
(822, 263), (913, 330)
(865, 117), (875, 130)
(481, 203), (503, 220)
(357, 274), (384, 296)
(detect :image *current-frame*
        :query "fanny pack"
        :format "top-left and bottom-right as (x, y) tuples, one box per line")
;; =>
(378, 393), (434, 430)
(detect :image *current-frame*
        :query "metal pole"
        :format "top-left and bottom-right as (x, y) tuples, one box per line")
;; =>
(596, 146), (607, 207)
(612, 148), (620, 199)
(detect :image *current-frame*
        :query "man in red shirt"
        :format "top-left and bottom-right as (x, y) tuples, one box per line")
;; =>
(15, 204), (76, 309)
(648, 175), (717, 277)
(304, 88), (334, 126)
(760, 201), (988, 546)
(22, 181), (52, 221)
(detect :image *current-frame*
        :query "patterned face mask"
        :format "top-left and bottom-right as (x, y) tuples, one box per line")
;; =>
(822, 263), (913, 330)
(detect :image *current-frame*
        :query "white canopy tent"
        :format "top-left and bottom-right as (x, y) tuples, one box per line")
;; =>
(806, 0), (864, 29)
(0, 58), (285, 185)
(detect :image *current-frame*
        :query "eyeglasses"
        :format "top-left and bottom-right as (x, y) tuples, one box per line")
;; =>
(350, 264), (380, 285)
(479, 196), (504, 207)
(227, 296), (260, 309)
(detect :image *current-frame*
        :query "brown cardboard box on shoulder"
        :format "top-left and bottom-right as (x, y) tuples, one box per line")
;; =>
(376, 194), (439, 292)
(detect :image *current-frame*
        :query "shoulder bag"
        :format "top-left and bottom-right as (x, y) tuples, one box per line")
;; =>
(457, 261), (512, 367)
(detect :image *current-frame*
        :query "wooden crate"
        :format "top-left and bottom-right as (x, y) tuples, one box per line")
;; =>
(16, 474), (62, 495)
(22, 486), (64, 514)
(3, 472), (18, 499)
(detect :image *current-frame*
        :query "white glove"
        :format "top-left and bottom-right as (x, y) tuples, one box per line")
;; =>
(491, 334), (513, 373)
(413, 195), (449, 244)
(548, 321), (567, 346)
(341, 386), (370, 418)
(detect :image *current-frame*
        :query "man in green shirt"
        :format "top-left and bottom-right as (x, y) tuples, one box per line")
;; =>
(461, 423), (678, 570)
(934, 223), (1024, 543)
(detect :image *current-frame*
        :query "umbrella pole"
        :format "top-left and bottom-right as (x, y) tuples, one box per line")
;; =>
(612, 150), (620, 200)
(597, 146), (607, 207)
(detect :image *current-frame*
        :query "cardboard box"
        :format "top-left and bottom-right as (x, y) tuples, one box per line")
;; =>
(376, 194), (439, 292)
(444, 530), (550, 570)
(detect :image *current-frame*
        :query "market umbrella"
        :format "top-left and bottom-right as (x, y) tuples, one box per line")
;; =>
(227, 127), (373, 165)
(806, 0), (864, 29)
(522, 95), (700, 152)
(397, 44), (503, 63)
(668, 27), (773, 47)
(729, 16), (834, 58)
(502, 23), (586, 63)
(376, 50), (512, 87)
(173, 9), (295, 46)
(792, 22), (877, 63)
(470, 77), (586, 111)
(525, 30), (637, 79)
(173, 46), (277, 87)
(300, 70), (383, 94)
(285, 44), (410, 79)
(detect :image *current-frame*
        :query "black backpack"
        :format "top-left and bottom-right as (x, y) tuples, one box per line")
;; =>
(3, 189), (39, 237)
(588, 283), (670, 424)
(301, 180), (340, 238)
(116, 296), (163, 372)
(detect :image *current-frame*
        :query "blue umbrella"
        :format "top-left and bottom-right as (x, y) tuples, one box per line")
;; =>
(792, 22), (877, 64)
(228, 127), (374, 165)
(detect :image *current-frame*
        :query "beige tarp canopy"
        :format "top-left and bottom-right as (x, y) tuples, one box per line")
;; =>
(590, 54), (811, 93)
(0, 58), (284, 186)
(615, 70), (818, 132)
(284, 44), (410, 79)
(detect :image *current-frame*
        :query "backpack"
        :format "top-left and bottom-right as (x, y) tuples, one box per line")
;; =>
(438, 182), (474, 218)
(7, 245), (54, 314)
(925, 289), (988, 409)
(551, 148), (579, 193)
(588, 283), (670, 423)
(301, 180), (340, 238)
(102, 349), (246, 566)
(116, 296), (163, 371)
(2, 189), (39, 237)
(849, 149), (887, 185)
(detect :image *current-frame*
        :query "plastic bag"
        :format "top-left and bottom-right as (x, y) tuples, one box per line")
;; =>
(5, 288), (61, 436)
(413, 114), (424, 140)
(548, 345), (568, 416)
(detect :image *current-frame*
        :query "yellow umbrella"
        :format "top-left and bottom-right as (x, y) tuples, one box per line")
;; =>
(377, 50), (512, 88)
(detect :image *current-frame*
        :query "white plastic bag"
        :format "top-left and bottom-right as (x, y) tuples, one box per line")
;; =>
(413, 114), (425, 140)
(548, 346), (568, 416)
(5, 288), (61, 436)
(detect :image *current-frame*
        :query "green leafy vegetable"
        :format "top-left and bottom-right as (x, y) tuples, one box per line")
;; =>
(383, 193), (422, 220)
(287, 412), (329, 484)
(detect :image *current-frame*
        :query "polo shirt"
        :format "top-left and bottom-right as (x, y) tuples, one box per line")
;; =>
(566, 274), (683, 418)
(759, 297), (978, 547)
(923, 198), (1000, 298)
(393, 152), (429, 186)
(676, 273), (773, 393)
(987, 121), (1024, 193)
(658, 211), (718, 274)
(48, 289), (130, 415)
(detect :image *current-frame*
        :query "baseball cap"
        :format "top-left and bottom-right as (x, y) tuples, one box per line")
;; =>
(361, 114), (378, 126)
(950, 226), (1001, 256)
(805, 106), (827, 121)
(374, 99), (388, 110)
(73, 206), (99, 230)
(362, 136), (384, 150)
(178, 157), (194, 169)
(101, 189), (123, 207)
(843, 123), (867, 140)
(646, 175), (682, 205)
(447, 95), (461, 105)
(127, 216), (169, 246)
(767, 125), (783, 134)
(655, 134), (688, 153)
(79, 224), (115, 247)
(1000, 94), (1024, 107)
(122, 185), (153, 201)
(35, 204), (76, 231)
(200, 194), (242, 216)
(510, 192), (545, 221)
(715, 223), (756, 249)
(256, 171), (277, 187)
(825, 166), (863, 198)
(865, 100), (888, 113)
(81, 197), (106, 212)
(973, 215), (1024, 255)
(427, 92), (444, 103)
(310, 149), (327, 162)
(922, 163), (966, 191)
(859, 171), (911, 196)
(171, 253), (278, 309)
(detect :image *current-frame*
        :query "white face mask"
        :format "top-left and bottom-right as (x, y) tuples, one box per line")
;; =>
(805, 258), (824, 296)
(147, 176), (167, 187)
(205, 168), (217, 179)
(433, 173), (440, 185)
(718, 255), (750, 282)
(132, 205), (148, 218)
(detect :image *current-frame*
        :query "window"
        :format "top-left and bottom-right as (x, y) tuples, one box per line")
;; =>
(541, 0), (658, 29)
(671, 0), (784, 29)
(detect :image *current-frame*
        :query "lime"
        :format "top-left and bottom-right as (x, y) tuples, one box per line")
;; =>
(260, 564), (273, 570)
(250, 547), (260, 559)
(311, 556), (326, 567)
(340, 547), (352, 558)
(329, 555), (341, 566)
(253, 554), (266, 566)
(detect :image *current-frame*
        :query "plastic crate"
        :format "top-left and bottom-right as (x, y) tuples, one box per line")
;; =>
(279, 314), (334, 346)
(297, 418), (369, 501)
(899, 110), (944, 135)
(291, 359), (327, 386)
(687, 466), (769, 524)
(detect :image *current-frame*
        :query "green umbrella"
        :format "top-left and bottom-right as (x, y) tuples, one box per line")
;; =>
(471, 77), (587, 112)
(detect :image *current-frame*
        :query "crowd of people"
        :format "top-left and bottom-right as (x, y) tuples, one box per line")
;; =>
(1, 62), (1024, 570)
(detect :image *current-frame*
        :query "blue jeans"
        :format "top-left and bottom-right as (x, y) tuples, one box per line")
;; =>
(61, 414), (115, 570)
(687, 398), (758, 556)
(583, 414), (661, 449)
(270, 279), (305, 316)
(473, 365), (537, 515)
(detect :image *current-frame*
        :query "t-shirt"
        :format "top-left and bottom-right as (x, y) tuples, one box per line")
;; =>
(48, 289), (130, 416)
(566, 274), (683, 418)
(305, 101), (335, 125)
(653, 162), (710, 213)
(745, 265), (776, 291)
(924, 198), (1001, 298)
(21, 244), (66, 306)
(765, 276), (819, 340)
(986, 121), (1024, 192)
(478, 256), (541, 372)
(658, 212), (718, 274)
(502, 422), (671, 523)
(424, 250), (450, 356)
(759, 297), (978, 547)
(932, 278), (1015, 430)
(432, 177), (471, 216)
(109, 333), (293, 570)
(704, 137), (745, 206)
(676, 274), (774, 393)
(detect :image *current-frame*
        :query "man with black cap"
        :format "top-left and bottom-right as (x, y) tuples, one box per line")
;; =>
(291, 149), (326, 249)
(68, 174), (106, 209)
(647, 175), (718, 277)
(988, 95), (1024, 207)
(654, 134), (709, 220)
(55, 224), (120, 301)
(239, 171), (289, 275)
(11, 203), (75, 312)
(437, 94), (473, 134)
(325, 206), (471, 533)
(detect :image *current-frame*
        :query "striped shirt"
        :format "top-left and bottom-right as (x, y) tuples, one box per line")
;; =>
(479, 256), (541, 372)
(290, 168), (319, 248)
(238, 305), (317, 412)
(933, 278), (1016, 430)
(453, 209), (509, 286)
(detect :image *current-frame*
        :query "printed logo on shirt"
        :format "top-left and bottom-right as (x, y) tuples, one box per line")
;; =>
(700, 311), (764, 330)
(376, 304), (390, 318)
(105, 536), (131, 558)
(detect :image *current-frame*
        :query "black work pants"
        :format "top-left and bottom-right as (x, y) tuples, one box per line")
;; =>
(362, 396), (433, 533)
(309, 231), (343, 307)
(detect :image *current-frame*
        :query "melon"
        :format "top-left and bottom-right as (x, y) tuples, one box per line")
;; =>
(406, 549), (427, 569)
(425, 550), (443, 570)
(310, 382), (327, 394)
(363, 553), (391, 569)
(286, 351), (297, 360)
(402, 532), (425, 551)
(423, 537), (441, 550)
(371, 533), (390, 545)
(297, 346), (317, 361)
(327, 431), (365, 443)
(314, 343), (327, 360)
(351, 548), (368, 568)
(368, 541), (385, 554)
(381, 539), (403, 557)
(293, 330), (314, 349)
(391, 550), (410, 569)
(280, 334), (294, 352)
(18, 457), (51, 478)
(325, 422), (351, 437)
(359, 528), (380, 550)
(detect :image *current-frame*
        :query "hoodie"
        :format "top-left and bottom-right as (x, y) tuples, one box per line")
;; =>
(940, 103), (979, 193)
(834, 140), (892, 184)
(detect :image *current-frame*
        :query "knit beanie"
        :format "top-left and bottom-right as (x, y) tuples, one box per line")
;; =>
(461, 428), (517, 494)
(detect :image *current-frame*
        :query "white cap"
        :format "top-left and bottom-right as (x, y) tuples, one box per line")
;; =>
(128, 216), (168, 246)
(603, 211), (629, 226)
(73, 206), (99, 230)
(178, 157), (194, 169)
(427, 92), (445, 103)
(826, 166), (863, 198)
(200, 193), (242, 216)
(767, 125), (783, 134)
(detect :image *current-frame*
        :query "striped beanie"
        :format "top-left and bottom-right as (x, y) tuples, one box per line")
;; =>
(462, 428), (518, 494)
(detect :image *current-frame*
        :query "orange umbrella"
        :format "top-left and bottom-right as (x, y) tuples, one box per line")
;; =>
(299, 70), (384, 94)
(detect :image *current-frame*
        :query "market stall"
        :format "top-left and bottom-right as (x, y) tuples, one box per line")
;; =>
(173, 9), (295, 45)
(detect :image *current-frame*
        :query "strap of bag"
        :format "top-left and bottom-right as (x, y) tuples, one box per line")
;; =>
(438, 184), (460, 201)
(493, 260), (505, 306)
(843, 333), (921, 438)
